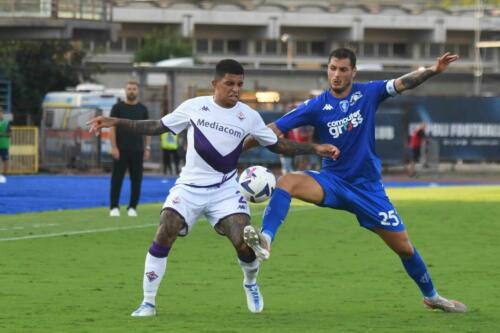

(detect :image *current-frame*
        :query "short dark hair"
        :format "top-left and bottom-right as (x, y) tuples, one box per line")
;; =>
(328, 48), (357, 68)
(215, 59), (244, 79)
(126, 79), (140, 87)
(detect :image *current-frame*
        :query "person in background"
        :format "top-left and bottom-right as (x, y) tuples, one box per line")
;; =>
(109, 79), (151, 217)
(279, 130), (295, 175)
(160, 131), (180, 177)
(0, 106), (11, 183)
(407, 122), (428, 178)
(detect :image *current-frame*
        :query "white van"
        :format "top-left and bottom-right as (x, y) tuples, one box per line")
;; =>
(41, 85), (125, 170)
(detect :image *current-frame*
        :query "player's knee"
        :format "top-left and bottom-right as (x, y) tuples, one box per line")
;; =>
(276, 174), (298, 194)
(396, 243), (415, 258)
(157, 209), (184, 239)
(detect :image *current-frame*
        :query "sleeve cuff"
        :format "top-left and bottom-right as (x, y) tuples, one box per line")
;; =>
(386, 79), (399, 96)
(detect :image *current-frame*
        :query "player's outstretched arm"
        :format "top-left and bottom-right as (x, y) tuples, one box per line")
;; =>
(267, 139), (339, 160)
(394, 52), (459, 93)
(88, 116), (168, 136)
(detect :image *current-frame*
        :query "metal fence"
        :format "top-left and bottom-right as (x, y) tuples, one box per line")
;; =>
(10, 126), (38, 174)
(0, 0), (112, 20)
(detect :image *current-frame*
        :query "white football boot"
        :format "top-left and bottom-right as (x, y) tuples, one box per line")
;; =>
(423, 295), (467, 313)
(131, 302), (156, 317)
(109, 207), (120, 217)
(243, 283), (264, 313)
(243, 225), (270, 261)
(127, 207), (138, 217)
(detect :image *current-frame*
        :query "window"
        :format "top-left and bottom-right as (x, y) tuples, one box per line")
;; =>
(81, 40), (92, 52)
(363, 42), (375, 56)
(429, 43), (442, 57)
(227, 40), (242, 54)
(280, 41), (288, 55)
(110, 37), (123, 52)
(481, 47), (494, 61)
(393, 43), (407, 58)
(311, 41), (325, 56)
(212, 39), (224, 53)
(265, 40), (277, 54)
(296, 41), (308, 55)
(345, 42), (359, 53)
(196, 39), (208, 53)
(378, 43), (389, 57)
(255, 41), (263, 54)
(445, 43), (456, 54)
(458, 44), (470, 59)
(125, 37), (139, 52)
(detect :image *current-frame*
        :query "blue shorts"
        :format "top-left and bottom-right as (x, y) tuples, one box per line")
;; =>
(0, 148), (8, 161)
(305, 170), (405, 232)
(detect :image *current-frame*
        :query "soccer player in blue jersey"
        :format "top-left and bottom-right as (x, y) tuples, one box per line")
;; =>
(243, 48), (466, 313)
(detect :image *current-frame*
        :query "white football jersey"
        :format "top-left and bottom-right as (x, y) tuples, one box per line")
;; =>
(161, 96), (278, 187)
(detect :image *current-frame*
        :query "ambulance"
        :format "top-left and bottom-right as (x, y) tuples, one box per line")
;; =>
(41, 83), (125, 169)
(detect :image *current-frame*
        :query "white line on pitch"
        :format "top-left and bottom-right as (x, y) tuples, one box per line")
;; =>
(0, 205), (316, 242)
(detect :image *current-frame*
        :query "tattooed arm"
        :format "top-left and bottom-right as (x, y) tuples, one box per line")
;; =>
(87, 116), (169, 136)
(268, 137), (339, 159)
(244, 122), (340, 159)
(394, 52), (458, 94)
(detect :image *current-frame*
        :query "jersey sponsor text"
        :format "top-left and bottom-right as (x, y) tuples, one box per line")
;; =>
(196, 118), (243, 138)
(326, 110), (364, 139)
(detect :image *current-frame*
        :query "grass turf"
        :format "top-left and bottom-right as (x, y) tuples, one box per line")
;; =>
(0, 186), (499, 332)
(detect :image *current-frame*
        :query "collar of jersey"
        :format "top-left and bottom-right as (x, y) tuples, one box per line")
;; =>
(210, 96), (240, 111)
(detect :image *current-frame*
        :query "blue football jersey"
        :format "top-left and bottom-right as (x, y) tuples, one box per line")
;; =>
(275, 80), (398, 182)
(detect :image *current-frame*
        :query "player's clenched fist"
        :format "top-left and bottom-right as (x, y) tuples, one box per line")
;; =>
(314, 144), (340, 160)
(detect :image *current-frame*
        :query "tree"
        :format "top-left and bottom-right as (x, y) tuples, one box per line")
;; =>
(0, 41), (86, 125)
(134, 27), (192, 63)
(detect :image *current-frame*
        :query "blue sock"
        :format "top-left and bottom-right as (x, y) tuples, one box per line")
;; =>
(401, 247), (437, 298)
(261, 188), (291, 242)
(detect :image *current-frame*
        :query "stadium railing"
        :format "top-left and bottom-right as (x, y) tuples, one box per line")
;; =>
(10, 126), (39, 174)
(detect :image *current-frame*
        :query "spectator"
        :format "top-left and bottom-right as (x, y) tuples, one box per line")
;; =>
(109, 79), (151, 217)
(408, 122), (427, 177)
(0, 107), (11, 183)
(160, 132), (180, 176)
(279, 130), (295, 175)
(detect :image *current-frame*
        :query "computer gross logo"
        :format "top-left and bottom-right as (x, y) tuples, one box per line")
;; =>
(326, 110), (364, 139)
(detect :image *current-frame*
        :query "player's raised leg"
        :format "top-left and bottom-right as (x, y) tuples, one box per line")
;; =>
(375, 228), (466, 313)
(218, 214), (264, 313)
(131, 208), (185, 317)
(245, 172), (324, 260)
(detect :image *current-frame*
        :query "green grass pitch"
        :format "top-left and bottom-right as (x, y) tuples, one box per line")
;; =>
(1, 186), (500, 333)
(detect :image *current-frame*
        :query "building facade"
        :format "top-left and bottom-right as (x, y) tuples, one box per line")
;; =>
(87, 0), (500, 74)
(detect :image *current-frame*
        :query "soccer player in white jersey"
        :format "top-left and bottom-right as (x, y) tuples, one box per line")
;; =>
(88, 59), (340, 316)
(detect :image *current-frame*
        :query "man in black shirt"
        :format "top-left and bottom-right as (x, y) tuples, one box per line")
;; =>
(109, 80), (151, 217)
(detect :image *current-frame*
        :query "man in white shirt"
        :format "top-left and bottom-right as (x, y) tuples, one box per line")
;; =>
(88, 59), (340, 316)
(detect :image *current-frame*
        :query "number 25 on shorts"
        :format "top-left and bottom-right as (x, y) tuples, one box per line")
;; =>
(378, 210), (401, 227)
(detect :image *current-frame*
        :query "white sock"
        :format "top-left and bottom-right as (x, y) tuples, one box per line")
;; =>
(426, 293), (440, 301)
(239, 259), (260, 285)
(261, 232), (272, 246)
(142, 252), (167, 306)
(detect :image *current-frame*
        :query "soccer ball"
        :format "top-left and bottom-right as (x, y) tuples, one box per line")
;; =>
(238, 165), (276, 203)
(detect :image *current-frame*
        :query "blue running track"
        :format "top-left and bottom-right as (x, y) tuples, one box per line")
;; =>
(0, 175), (176, 214)
(1, 175), (499, 214)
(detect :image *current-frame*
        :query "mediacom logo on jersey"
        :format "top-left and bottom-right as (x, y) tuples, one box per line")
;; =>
(326, 110), (364, 139)
(196, 118), (244, 138)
